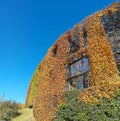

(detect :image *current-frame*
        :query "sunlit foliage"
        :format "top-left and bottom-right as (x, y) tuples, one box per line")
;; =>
(25, 64), (41, 108)
(26, 2), (120, 121)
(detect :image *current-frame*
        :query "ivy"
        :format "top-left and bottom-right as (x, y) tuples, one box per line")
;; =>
(54, 90), (120, 121)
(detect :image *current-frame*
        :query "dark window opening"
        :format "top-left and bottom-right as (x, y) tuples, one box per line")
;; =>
(101, 10), (120, 72)
(117, 63), (120, 75)
(82, 26), (88, 48)
(68, 31), (80, 55)
(66, 57), (89, 90)
(52, 44), (58, 57)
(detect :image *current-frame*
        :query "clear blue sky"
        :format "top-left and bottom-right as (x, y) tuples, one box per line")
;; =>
(0, 0), (116, 103)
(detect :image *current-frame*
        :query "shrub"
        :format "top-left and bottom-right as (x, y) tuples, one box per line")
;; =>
(0, 99), (20, 121)
(54, 90), (120, 121)
(63, 90), (81, 102)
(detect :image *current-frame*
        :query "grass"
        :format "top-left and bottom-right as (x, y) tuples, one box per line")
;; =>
(12, 108), (35, 121)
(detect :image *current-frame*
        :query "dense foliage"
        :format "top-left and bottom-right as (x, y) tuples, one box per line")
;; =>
(0, 99), (20, 121)
(28, 2), (120, 121)
(26, 64), (41, 108)
(54, 90), (120, 121)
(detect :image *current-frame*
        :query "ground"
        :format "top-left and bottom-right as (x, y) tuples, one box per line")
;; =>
(12, 108), (35, 121)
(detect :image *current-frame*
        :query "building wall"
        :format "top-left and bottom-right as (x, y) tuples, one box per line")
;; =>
(26, 2), (120, 121)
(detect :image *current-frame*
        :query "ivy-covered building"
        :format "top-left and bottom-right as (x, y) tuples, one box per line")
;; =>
(26, 2), (120, 121)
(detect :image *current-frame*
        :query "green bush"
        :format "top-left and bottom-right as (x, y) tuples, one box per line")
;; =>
(63, 90), (81, 102)
(0, 99), (20, 121)
(54, 90), (120, 121)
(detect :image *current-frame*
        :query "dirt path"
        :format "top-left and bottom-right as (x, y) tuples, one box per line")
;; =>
(12, 108), (35, 121)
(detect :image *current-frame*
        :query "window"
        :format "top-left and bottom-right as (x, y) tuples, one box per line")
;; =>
(66, 57), (89, 90)
(68, 25), (88, 55)
(68, 30), (80, 55)
(82, 26), (88, 48)
(52, 44), (58, 57)
(101, 10), (120, 72)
